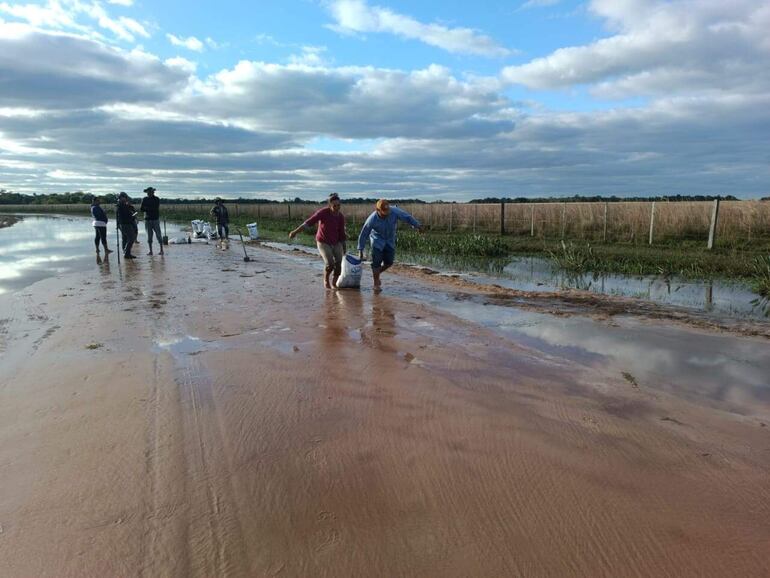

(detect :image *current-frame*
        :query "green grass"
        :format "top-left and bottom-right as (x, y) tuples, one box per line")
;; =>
(142, 208), (770, 291)
(750, 256), (770, 298)
(396, 231), (509, 257)
(545, 240), (769, 279)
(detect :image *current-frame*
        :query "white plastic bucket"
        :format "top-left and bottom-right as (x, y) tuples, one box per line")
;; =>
(191, 219), (205, 237)
(246, 222), (259, 240)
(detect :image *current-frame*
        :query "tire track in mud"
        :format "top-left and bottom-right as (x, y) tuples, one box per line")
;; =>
(140, 354), (192, 578)
(172, 350), (251, 577)
(134, 259), (250, 577)
(138, 354), (250, 576)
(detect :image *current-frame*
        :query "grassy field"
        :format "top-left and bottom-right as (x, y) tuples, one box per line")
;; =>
(12, 199), (769, 244)
(155, 208), (770, 283)
(3, 204), (769, 289)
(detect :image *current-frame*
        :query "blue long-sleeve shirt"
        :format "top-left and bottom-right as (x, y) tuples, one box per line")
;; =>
(357, 207), (421, 252)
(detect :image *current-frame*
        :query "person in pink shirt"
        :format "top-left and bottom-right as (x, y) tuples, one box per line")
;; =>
(289, 193), (347, 288)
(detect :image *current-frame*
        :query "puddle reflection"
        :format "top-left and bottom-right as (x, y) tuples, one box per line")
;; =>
(401, 253), (765, 320)
(418, 292), (770, 413)
(0, 214), (185, 294)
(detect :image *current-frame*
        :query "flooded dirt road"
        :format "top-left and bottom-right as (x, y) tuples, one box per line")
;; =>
(0, 218), (769, 577)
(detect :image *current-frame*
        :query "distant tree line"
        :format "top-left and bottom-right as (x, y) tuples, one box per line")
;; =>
(0, 190), (426, 205)
(0, 189), (754, 206)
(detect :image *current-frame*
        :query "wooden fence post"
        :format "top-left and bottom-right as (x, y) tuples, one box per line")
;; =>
(449, 203), (453, 233)
(287, 203), (291, 219)
(530, 205), (535, 237)
(473, 204), (478, 234)
(603, 202), (608, 242)
(648, 201), (656, 245)
(500, 202), (505, 235)
(560, 203), (567, 239)
(707, 199), (720, 249)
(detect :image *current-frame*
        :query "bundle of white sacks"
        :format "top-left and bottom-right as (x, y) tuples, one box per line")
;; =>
(336, 254), (362, 288)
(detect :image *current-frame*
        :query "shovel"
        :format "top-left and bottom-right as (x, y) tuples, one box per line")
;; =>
(162, 218), (168, 245)
(236, 227), (251, 262)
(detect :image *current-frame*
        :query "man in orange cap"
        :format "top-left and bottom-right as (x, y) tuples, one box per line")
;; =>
(357, 199), (421, 290)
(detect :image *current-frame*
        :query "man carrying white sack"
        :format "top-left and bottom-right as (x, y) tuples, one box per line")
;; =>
(357, 199), (422, 291)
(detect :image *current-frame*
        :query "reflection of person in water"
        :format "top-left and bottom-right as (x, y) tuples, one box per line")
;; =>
(322, 290), (364, 346)
(357, 295), (397, 352)
(371, 297), (397, 337)
(316, 291), (365, 367)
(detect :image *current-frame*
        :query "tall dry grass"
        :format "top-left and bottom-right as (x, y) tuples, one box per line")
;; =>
(3, 200), (769, 244)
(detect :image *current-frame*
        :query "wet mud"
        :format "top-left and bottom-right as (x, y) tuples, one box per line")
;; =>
(0, 235), (769, 577)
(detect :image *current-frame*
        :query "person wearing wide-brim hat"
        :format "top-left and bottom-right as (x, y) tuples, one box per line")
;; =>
(115, 191), (137, 259)
(140, 186), (163, 255)
(210, 197), (230, 240)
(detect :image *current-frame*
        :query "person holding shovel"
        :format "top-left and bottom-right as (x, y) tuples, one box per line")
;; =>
(115, 192), (137, 259)
(357, 199), (421, 290)
(140, 186), (164, 255)
(289, 193), (347, 289)
(210, 198), (230, 241)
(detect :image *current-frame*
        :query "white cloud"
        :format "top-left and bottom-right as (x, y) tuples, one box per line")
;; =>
(165, 56), (197, 74)
(177, 61), (510, 139)
(0, 0), (148, 42)
(82, 2), (148, 41)
(327, 0), (511, 57)
(0, 1), (78, 29)
(502, 0), (770, 99)
(107, 0), (133, 5)
(167, 33), (204, 52)
(288, 46), (328, 66)
(0, 24), (188, 108)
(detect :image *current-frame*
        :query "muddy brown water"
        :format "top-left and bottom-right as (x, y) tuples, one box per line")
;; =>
(0, 217), (769, 577)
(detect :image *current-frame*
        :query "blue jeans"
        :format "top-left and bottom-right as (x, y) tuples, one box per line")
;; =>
(371, 245), (395, 269)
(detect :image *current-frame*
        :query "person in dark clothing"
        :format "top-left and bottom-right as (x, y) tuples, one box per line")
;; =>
(128, 201), (140, 245)
(210, 198), (229, 240)
(140, 186), (164, 256)
(90, 197), (113, 255)
(116, 192), (137, 259)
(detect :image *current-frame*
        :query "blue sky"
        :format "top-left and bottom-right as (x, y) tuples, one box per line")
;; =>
(0, 0), (768, 199)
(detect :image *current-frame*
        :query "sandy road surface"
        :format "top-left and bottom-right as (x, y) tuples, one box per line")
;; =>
(0, 242), (769, 577)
